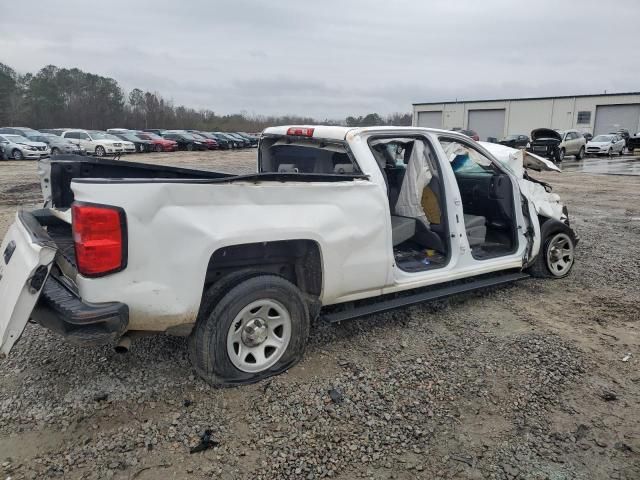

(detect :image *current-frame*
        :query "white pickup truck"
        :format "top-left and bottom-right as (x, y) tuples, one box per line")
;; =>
(0, 126), (578, 386)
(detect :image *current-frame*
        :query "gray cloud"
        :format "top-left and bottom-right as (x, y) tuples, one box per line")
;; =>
(0, 0), (638, 119)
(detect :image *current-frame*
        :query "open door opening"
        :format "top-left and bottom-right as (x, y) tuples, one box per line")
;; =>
(369, 136), (450, 273)
(439, 138), (518, 260)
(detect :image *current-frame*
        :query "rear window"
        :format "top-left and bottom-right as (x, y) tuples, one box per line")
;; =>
(259, 137), (360, 175)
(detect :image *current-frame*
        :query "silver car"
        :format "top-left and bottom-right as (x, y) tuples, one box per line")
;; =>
(25, 132), (86, 156)
(0, 134), (50, 160)
(557, 129), (587, 161)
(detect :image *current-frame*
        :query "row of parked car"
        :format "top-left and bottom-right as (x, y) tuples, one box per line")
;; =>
(0, 126), (259, 160)
(498, 128), (638, 162)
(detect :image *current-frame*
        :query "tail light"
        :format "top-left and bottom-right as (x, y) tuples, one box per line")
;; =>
(72, 203), (127, 277)
(286, 127), (314, 137)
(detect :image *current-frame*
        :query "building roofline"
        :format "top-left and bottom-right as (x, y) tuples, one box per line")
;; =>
(412, 91), (640, 106)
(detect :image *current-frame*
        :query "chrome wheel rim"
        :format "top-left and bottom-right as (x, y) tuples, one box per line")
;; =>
(96, 146), (105, 156)
(546, 233), (574, 277)
(13, 150), (22, 160)
(227, 299), (292, 373)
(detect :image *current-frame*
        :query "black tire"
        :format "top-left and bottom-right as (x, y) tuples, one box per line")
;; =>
(189, 274), (310, 387)
(95, 145), (106, 157)
(186, 142), (194, 151)
(528, 222), (576, 279)
(556, 148), (565, 162)
(619, 148), (623, 156)
(607, 148), (612, 157)
(12, 149), (24, 160)
(576, 146), (584, 160)
(154, 144), (163, 153)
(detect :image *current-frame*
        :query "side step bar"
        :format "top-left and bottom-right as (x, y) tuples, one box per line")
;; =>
(321, 272), (530, 323)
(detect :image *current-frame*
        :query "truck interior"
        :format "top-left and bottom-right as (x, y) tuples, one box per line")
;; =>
(438, 138), (518, 260)
(259, 136), (361, 175)
(369, 137), (450, 272)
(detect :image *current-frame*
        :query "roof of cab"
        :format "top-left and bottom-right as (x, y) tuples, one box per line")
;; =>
(262, 125), (455, 140)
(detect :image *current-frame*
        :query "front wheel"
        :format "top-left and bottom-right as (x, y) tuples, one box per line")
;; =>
(619, 148), (624, 156)
(528, 229), (576, 279)
(556, 148), (565, 162)
(186, 143), (194, 151)
(576, 146), (584, 160)
(154, 144), (163, 153)
(12, 149), (23, 160)
(95, 145), (106, 157)
(608, 148), (612, 157)
(189, 274), (310, 387)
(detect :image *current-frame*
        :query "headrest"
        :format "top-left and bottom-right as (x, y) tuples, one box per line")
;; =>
(334, 163), (354, 174)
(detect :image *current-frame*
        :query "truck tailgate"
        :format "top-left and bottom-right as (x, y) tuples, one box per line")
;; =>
(0, 211), (57, 356)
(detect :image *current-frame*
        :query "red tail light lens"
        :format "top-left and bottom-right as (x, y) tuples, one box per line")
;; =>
(72, 203), (127, 277)
(286, 127), (314, 137)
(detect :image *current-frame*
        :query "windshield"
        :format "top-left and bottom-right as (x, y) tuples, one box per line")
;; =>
(4, 135), (29, 142)
(120, 133), (138, 141)
(90, 132), (109, 140)
(104, 134), (122, 141)
(592, 135), (614, 142)
(138, 132), (159, 140)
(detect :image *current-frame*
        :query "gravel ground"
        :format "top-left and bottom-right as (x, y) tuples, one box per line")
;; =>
(0, 152), (639, 479)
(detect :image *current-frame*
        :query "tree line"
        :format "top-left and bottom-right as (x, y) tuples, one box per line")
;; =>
(0, 63), (411, 132)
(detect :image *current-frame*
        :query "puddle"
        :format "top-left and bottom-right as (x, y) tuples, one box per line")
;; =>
(560, 154), (640, 176)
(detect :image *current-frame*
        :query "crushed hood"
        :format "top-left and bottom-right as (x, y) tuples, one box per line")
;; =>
(531, 128), (562, 142)
(480, 142), (560, 176)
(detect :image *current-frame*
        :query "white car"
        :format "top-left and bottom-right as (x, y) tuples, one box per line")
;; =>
(0, 126), (578, 387)
(586, 134), (626, 156)
(60, 129), (124, 157)
(103, 133), (136, 153)
(0, 134), (50, 160)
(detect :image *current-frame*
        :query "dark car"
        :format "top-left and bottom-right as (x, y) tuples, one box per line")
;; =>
(188, 132), (219, 150)
(225, 132), (251, 147)
(205, 132), (231, 149)
(213, 132), (243, 148)
(527, 128), (562, 162)
(25, 132), (86, 155)
(627, 131), (640, 153)
(499, 134), (530, 149)
(234, 132), (259, 147)
(113, 132), (154, 153)
(161, 132), (208, 151)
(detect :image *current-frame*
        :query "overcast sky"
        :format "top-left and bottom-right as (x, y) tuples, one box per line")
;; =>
(1, 0), (638, 119)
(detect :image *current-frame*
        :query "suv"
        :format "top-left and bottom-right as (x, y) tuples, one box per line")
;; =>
(0, 126), (578, 387)
(556, 130), (586, 161)
(61, 130), (124, 157)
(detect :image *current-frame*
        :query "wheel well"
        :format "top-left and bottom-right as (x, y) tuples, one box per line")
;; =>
(204, 240), (323, 298)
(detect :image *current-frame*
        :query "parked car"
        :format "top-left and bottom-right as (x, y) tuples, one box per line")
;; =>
(189, 132), (219, 150)
(235, 132), (259, 147)
(0, 126), (41, 137)
(213, 132), (242, 148)
(204, 132), (231, 150)
(112, 132), (153, 153)
(0, 126), (578, 387)
(0, 134), (50, 160)
(528, 128), (567, 162)
(61, 129), (124, 157)
(586, 134), (626, 156)
(161, 132), (208, 151)
(25, 132), (86, 156)
(499, 134), (530, 149)
(135, 132), (179, 152)
(627, 132), (640, 153)
(225, 132), (252, 147)
(610, 128), (630, 146)
(556, 129), (586, 161)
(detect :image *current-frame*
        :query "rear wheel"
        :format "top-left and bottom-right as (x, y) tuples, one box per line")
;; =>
(607, 148), (612, 156)
(95, 145), (106, 157)
(186, 143), (194, 151)
(11, 149), (23, 160)
(619, 148), (624, 156)
(189, 274), (310, 387)
(576, 146), (584, 160)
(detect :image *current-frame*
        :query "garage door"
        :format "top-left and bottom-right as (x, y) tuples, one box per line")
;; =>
(416, 111), (442, 128)
(594, 104), (640, 135)
(468, 109), (505, 141)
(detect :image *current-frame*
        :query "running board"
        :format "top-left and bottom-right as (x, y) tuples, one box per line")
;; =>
(321, 272), (530, 324)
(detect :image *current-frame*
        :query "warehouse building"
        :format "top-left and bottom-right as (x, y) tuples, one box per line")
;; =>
(412, 92), (640, 142)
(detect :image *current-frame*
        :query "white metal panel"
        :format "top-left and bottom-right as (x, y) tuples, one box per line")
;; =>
(468, 109), (506, 141)
(594, 104), (640, 135)
(416, 111), (442, 128)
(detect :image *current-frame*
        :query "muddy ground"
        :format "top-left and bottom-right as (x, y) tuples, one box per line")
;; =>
(0, 151), (638, 479)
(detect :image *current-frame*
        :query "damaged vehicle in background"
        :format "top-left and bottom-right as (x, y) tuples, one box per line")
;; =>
(0, 126), (578, 387)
